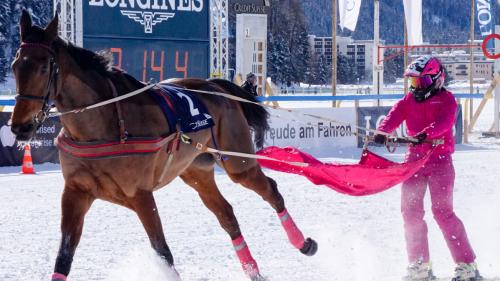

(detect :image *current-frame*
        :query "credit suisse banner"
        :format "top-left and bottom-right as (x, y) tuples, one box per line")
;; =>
(83, 0), (210, 81)
(356, 106), (463, 148)
(0, 112), (62, 167)
(263, 108), (357, 157)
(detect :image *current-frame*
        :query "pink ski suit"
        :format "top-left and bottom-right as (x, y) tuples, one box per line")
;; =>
(378, 89), (476, 264)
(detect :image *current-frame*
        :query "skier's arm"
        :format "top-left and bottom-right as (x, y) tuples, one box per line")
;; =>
(377, 98), (408, 134)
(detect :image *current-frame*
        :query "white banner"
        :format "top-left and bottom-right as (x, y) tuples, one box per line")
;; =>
(263, 108), (357, 157)
(403, 0), (423, 45)
(339, 0), (362, 32)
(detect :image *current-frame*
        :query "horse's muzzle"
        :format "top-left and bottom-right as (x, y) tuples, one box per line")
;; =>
(11, 122), (36, 141)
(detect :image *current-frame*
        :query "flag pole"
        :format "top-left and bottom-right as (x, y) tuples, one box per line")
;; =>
(469, 0), (475, 136)
(373, 0), (381, 107)
(332, 0), (338, 107)
(464, 0), (475, 143)
(404, 15), (408, 95)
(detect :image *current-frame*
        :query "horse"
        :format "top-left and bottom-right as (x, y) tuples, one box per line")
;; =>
(10, 11), (317, 281)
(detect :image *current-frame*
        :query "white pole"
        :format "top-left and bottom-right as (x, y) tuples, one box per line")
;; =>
(332, 0), (337, 107)
(373, 0), (381, 106)
(494, 25), (500, 136)
(494, 81), (500, 137)
(76, 0), (83, 46)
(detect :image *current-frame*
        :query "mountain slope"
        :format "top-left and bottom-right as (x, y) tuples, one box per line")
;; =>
(301, 0), (483, 44)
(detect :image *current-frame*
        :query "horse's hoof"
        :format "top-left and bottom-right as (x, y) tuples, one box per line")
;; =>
(51, 272), (67, 281)
(251, 274), (268, 281)
(299, 237), (318, 256)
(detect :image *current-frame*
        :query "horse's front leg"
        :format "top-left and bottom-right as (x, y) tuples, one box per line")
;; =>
(52, 187), (94, 281)
(127, 189), (180, 279)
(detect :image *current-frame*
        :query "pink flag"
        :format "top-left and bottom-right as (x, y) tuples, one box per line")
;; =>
(257, 146), (431, 196)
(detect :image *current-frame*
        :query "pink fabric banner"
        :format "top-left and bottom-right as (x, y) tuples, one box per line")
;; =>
(256, 146), (431, 196)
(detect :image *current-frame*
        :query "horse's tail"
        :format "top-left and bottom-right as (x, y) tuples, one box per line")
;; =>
(209, 78), (269, 149)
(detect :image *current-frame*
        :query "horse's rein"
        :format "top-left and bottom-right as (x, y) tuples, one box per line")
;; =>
(49, 82), (158, 118)
(14, 43), (416, 145)
(14, 42), (158, 120)
(12, 42), (427, 167)
(166, 85), (422, 143)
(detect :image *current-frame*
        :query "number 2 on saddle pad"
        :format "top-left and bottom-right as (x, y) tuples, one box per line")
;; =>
(150, 85), (214, 133)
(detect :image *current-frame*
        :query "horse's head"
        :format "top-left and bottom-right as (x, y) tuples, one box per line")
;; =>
(10, 10), (59, 141)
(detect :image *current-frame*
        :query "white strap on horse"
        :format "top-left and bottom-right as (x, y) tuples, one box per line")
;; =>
(47, 80), (416, 143)
(167, 85), (419, 142)
(45, 81), (436, 164)
(180, 133), (309, 168)
(49, 83), (158, 117)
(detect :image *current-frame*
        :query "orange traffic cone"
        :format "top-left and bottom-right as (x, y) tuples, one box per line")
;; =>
(21, 144), (35, 174)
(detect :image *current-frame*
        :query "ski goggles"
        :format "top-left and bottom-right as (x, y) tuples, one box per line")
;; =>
(408, 75), (434, 89)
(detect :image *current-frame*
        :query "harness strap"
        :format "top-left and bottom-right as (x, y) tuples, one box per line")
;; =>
(179, 133), (308, 167)
(20, 42), (55, 56)
(159, 132), (181, 181)
(50, 83), (158, 118)
(106, 79), (127, 143)
(210, 126), (228, 161)
(171, 85), (420, 142)
(56, 132), (179, 159)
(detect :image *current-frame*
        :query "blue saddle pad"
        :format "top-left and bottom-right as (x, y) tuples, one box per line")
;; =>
(150, 84), (214, 133)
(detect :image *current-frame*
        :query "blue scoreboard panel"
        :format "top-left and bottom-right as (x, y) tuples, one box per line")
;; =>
(83, 0), (209, 81)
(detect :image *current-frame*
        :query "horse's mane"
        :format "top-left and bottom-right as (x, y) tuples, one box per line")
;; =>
(23, 25), (112, 76)
(55, 38), (112, 76)
(54, 39), (150, 90)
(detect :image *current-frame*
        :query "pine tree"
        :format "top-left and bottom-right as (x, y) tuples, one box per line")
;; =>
(276, 34), (293, 85)
(383, 50), (404, 84)
(304, 50), (319, 86)
(287, 0), (309, 84)
(337, 54), (358, 84)
(0, 0), (12, 83)
(317, 54), (331, 86)
(268, 0), (311, 85)
(9, 0), (54, 60)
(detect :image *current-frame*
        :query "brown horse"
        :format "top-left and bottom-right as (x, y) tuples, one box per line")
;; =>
(10, 11), (317, 281)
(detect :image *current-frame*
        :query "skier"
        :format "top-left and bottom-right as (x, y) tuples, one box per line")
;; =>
(374, 56), (481, 281)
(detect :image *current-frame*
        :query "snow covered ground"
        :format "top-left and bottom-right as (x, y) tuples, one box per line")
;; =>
(0, 101), (499, 281)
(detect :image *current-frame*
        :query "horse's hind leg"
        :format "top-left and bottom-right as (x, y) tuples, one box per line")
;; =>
(127, 189), (180, 277)
(180, 158), (263, 281)
(52, 187), (94, 281)
(225, 163), (318, 256)
(215, 106), (317, 256)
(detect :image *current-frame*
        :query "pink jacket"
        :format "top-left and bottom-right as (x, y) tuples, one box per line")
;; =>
(378, 89), (457, 155)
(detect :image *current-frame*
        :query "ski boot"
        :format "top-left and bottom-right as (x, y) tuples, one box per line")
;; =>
(403, 261), (436, 281)
(452, 263), (482, 281)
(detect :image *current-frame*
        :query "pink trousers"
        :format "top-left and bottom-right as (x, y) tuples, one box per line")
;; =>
(401, 153), (476, 264)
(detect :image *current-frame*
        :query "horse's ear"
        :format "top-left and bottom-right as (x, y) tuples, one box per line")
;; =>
(20, 10), (32, 41)
(45, 13), (59, 41)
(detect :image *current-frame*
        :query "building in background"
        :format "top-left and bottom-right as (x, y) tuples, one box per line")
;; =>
(308, 35), (383, 82)
(236, 13), (268, 95)
(410, 40), (494, 82)
(432, 53), (494, 82)
(229, 0), (271, 95)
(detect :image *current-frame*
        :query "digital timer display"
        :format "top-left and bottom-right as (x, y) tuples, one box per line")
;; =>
(84, 38), (209, 81)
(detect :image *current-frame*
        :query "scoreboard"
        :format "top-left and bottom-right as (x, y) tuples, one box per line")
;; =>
(83, 0), (209, 81)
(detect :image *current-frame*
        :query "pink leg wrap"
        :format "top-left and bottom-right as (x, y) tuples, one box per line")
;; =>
(278, 208), (305, 249)
(232, 235), (260, 278)
(51, 273), (67, 281)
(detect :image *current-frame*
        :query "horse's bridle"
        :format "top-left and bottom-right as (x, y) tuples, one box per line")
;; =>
(15, 42), (59, 126)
